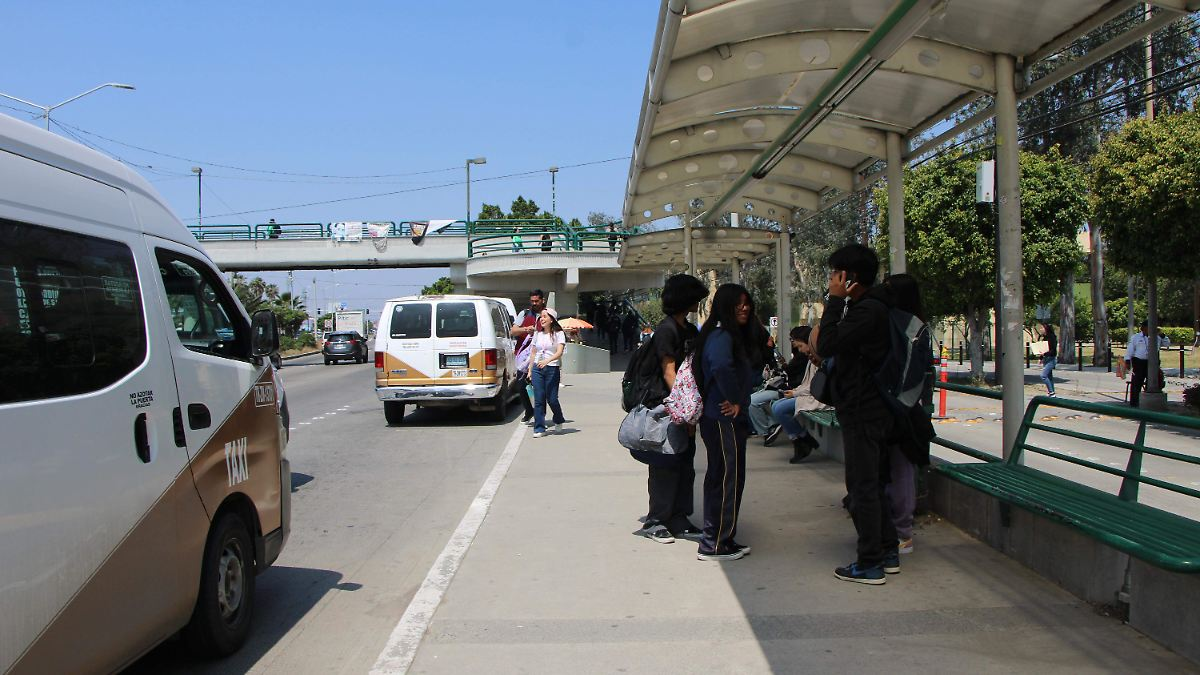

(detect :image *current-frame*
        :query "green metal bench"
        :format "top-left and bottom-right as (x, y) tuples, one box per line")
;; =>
(796, 409), (842, 460)
(933, 388), (1200, 573)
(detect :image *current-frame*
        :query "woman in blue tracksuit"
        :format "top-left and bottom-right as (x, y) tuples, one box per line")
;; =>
(692, 283), (759, 561)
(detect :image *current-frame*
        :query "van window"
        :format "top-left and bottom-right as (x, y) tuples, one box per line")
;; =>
(436, 302), (478, 338)
(0, 218), (147, 405)
(390, 303), (431, 339)
(154, 250), (248, 359)
(490, 304), (508, 339)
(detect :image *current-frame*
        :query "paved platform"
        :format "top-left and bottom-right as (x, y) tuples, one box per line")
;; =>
(403, 371), (1196, 674)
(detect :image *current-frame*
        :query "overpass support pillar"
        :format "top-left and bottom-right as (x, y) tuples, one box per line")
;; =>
(550, 291), (579, 317)
(996, 52), (1026, 462)
(776, 228), (792, 332)
(886, 131), (907, 274)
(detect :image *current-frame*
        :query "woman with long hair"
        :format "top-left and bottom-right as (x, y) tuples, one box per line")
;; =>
(692, 283), (760, 561)
(766, 325), (822, 462)
(527, 307), (567, 438)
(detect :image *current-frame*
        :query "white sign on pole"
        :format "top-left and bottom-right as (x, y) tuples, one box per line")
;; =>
(976, 160), (995, 203)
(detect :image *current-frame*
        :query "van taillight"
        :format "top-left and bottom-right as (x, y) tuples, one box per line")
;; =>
(484, 349), (497, 370)
(374, 352), (384, 369)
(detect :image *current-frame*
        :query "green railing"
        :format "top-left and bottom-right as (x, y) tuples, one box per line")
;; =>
(466, 219), (628, 258)
(932, 381), (1200, 502)
(189, 224), (253, 240)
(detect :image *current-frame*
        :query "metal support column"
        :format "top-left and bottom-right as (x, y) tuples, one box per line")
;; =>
(886, 131), (907, 274)
(776, 228), (792, 332)
(683, 217), (695, 274)
(995, 53), (1025, 461)
(731, 257), (741, 284)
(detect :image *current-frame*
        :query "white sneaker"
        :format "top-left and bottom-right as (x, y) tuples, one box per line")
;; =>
(522, 418), (534, 427)
(554, 423), (562, 434)
(898, 537), (914, 555)
(533, 431), (546, 438)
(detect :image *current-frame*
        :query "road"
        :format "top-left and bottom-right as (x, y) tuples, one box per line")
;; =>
(126, 353), (520, 673)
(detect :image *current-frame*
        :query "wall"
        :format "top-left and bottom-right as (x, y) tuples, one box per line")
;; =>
(561, 343), (610, 375)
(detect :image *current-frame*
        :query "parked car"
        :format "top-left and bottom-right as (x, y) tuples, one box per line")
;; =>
(323, 331), (368, 364)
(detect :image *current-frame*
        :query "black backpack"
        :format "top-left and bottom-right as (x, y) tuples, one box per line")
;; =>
(869, 301), (936, 457)
(621, 337), (668, 412)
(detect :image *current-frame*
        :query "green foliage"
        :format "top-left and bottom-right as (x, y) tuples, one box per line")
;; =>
(508, 196), (542, 220)
(279, 332), (317, 352)
(1105, 297), (1147, 330)
(1111, 326), (1192, 343)
(230, 272), (279, 314)
(634, 299), (664, 330)
(1073, 285), (1094, 340)
(421, 276), (456, 295)
(1092, 112), (1200, 280)
(477, 203), (504, 221)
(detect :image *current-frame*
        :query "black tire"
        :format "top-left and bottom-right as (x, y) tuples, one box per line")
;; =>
(488, 381), (508, 422)
(384, 401), (406, 425)
(324, 358), (331, 366)
(183, 512), (256, 657)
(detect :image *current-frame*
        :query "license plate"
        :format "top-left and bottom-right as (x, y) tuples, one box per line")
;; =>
(451, 369), (468, 378)
(444, 354), (468, 367)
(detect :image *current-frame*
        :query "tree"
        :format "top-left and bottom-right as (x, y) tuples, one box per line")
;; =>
(588, 211), (616, 229)
(421, 276), (456, 295)
(1092, 111), (1200, 392)
(477, 203), (504, 221)
(878, 148), (1087, 379)
(508, 196), (542, 221)
(230, 273), (279, 315)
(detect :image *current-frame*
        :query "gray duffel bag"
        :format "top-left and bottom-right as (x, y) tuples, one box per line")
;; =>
(618, 404), (689, 456)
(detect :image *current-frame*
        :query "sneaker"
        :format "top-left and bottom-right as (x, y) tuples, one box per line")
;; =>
(533, 431), (546, 438)
(697, 545), (745, 561)
(834, 561), (886, 585)
(898, 537), (914, 555)
(634, 523), (674, 544)
(763, 425), (783, 447)
(671, 522), (705, 542)
(730, 541), (752, 556)
(554, 423), (562, 434)
(522, 417), (534, 427)
(883, 551), (900, 574)
(789, 438), (813, 464)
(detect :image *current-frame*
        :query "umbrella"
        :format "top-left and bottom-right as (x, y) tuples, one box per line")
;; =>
(559, 317), (594, 330)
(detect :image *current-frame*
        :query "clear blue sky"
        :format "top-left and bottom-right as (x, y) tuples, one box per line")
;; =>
(6, 2), (659, 312)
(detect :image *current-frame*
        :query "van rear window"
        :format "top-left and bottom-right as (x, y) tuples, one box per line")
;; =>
(436, 303), (478, 338)
(390, 303), (431, 339)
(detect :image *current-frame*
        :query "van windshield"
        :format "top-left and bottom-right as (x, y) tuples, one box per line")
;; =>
(390, 303), (432, 339)
(436, 302), (478, 338)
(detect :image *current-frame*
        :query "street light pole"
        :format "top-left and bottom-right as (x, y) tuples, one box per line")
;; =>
(0, 82), (135, 131)
(191, 167), (203, 225)
(548, 166), (559, 218)
(465, 157), (487, 224)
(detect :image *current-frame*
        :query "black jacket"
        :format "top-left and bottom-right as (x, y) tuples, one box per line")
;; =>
(816, 284), (893, 426)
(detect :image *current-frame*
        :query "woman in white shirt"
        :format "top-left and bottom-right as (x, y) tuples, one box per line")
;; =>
(528, 308), (567, 437)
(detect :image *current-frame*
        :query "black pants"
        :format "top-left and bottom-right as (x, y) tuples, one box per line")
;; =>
(517, 373), (534, 419)
(1129, 357), (1148, 406)
(842, 420), (898, 568)
(699, 416), (748, 550)
(609, 333), (618, 352)
(646, 435), (696, 531)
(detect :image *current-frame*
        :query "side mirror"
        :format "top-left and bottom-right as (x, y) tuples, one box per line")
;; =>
(251, 309), (280, 357)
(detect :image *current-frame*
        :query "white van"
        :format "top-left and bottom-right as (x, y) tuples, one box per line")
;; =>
(0, 114), (290, 672)
(374, 295), (518, 423)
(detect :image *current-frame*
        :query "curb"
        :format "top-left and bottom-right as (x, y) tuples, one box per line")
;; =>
(282, 350), (321, 361)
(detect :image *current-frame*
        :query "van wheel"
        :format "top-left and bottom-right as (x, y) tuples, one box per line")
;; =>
(384, 401), (406, 425)
(324, 359), (331, 366)
(488, 382), (508, 422)
(183, 513), (255, 657)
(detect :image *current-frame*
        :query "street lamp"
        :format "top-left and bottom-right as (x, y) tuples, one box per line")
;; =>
(465, 157), (487, 224)
(191, 167), (203, 225)
(548, 166), (559, 218)
(0, 82), (135, 131)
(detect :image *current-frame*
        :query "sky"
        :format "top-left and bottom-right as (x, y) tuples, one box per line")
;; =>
(6, 2), (660, 314)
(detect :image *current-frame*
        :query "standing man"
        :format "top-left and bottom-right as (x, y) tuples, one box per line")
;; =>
(1125, 320), (1170, 407)
(622, 311), (639, 352)
(607, 310), (621, 353)
(815, 244), (898, 585)
(510, 289), (547, 424)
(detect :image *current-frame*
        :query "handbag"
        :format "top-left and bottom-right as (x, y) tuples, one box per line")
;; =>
(618, 404), (689, 456)
(809, 357), (836, 405)
(792, 360), (831, 413)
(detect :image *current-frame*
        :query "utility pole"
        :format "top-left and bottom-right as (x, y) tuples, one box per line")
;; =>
(191, 167), (203, 225)
(1142, 3), (1164, 403)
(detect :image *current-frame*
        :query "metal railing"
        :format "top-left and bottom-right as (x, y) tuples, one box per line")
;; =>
(187, 220), (470, 241)
(466, 219), (628, 258)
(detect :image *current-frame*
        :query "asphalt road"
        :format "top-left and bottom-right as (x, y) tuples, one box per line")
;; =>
(126, 353), (522, 674)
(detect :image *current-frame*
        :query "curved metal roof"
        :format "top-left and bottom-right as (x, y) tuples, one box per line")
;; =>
(623, 0), (1197, 229)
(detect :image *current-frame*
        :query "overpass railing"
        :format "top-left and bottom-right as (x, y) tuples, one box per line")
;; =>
(188, 220), (470, 241)
(467, 219), (629, 258)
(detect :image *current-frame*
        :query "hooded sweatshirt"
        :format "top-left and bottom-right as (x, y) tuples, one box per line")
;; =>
(815, 284), (894, 426)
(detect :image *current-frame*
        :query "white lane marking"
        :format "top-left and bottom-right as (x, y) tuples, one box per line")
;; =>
(370, 421), (526, 674)
(299, 422), (311, 426)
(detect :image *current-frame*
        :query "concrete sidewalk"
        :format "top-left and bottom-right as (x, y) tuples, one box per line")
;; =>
(405, 372), (1195, 674)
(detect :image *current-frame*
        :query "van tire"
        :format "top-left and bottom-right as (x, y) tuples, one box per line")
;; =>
(324, 359), (331, 366)
(183, 513), (256, 657)
(488, 382), (508, 422)
(384, 401), (406, 425)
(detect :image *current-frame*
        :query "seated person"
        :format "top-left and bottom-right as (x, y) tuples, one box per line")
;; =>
(766, 325), (822, 463)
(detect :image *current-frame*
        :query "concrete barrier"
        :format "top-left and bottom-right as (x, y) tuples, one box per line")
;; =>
(561, 343), (610, 375)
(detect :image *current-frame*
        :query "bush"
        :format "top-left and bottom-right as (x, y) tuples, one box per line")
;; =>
(279, 332), (317, 352)
(1110, 326), (1193, 344)
(1184, 383), (1200, 412)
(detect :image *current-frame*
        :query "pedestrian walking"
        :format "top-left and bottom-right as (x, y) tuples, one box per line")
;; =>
(528, 307), (567, 437)
(510, 289), (547, 424)
(607, 223), (618, 252)
(693, 283), (759, 561)
(1039, 322), (1058, 397)
(541, 231), (552, 252)
(1125, 320), (1170, 407)
(815, 244), (899, 584)
(634, 274), (709, 544)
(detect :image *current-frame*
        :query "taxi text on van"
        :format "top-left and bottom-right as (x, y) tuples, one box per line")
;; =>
(374, 295), (518, 424)
(0, 113), (290, 673)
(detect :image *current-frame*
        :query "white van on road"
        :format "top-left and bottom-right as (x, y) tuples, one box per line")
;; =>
(374, 295), (519, 424)
(0, 114), (290, 673)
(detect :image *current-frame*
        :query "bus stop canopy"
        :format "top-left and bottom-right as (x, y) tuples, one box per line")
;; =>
(623, 0), (1197, 229)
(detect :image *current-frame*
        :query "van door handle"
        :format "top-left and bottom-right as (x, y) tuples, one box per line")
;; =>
(188, 403), (211, 430)
(172, 407), (187, 447)
(134, 413), (151, 463)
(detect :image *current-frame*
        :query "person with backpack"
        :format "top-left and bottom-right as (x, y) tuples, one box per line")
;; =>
(510, 289), (547, 425)
(815, 244), (900, 584)
(633, 274), (709, 544)
(692, 284), (760, 561)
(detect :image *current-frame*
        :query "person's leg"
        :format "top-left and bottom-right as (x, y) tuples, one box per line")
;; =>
(699, 417), (740, 552)
(665, 438), (699, 535)
(517, 374), (534, 421)
(771, 397), (805, 439)
(531, 368), (547, 433)
(886, 444), (915, 545)
(842, 423), (888, 568)
(646, 462), (679, 526)
(748, 389), (780, 436)
(545, 367), (565, 424)
(731, 421), (749, 542)
(1040, 357), (1057, 395)
(1131, 358), (1147, 406)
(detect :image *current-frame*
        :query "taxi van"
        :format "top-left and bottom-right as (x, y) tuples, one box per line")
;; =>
(374, 294), (518, 423)
(0, 114), (290, 672)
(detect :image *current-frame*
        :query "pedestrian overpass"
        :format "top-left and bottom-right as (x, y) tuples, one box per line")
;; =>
(191, 219), (664, 312)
